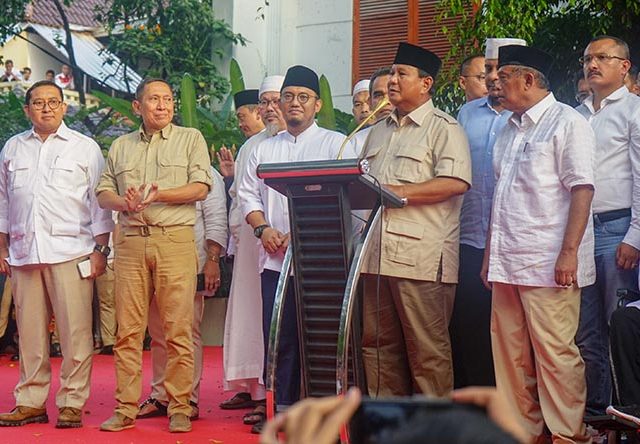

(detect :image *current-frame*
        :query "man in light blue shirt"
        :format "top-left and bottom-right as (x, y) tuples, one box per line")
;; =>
(449, 37), (525, 388)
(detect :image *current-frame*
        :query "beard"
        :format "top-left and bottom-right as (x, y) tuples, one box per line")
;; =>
(265, 121), (281, 136)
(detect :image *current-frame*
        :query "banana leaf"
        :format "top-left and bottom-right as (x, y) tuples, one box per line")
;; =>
(229, 58), (245, 95)
(180, 73), (199, 129)
(317, 74), (337, 130)
(91, 90), (140, 126)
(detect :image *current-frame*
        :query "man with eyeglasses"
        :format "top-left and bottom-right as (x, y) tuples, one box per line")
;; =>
(458, 54), (488, 103)
(239, 65), (355, 417)
(449, 37), (525, 389)
(574, 35), (640, 420)
(221, 75), (285, 432)
(482, 45), (595, 444)
(0, 80), (114, 428)
(97, 78), (212, 433)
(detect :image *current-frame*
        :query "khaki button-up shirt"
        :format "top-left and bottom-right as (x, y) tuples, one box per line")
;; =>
(96, 123), (213, 227)
(361, 99), (471, 283)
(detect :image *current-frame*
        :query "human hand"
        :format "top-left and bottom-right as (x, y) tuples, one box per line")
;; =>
(260, 387), (362, 444)
(89, 251), (107, 278)
(261, 227), (284, 254)
(480, 251), (491, 290)
(279, 233), (291, 253)
(617, 242), (640, 270)
(203, 258), (221, 293)
(217, 146), (235, 178)
(0, 247), (11, 277)
(554, 249), (578, 286)
(125, 183), (160, 212)
(452, 386), (527, 444)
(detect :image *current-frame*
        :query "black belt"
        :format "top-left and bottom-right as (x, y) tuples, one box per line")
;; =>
(594, 208), (631, 223)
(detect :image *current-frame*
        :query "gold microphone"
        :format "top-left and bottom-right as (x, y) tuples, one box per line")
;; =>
(336, 96), (390, 160)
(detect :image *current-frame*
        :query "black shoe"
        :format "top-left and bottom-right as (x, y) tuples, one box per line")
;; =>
(50, 343), (62, 358)
(99, 345), (114, 355)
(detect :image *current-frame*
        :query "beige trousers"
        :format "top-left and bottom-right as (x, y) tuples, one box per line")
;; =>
(113, 226), (197, 418)
(362, 273), (456, 397)
(491, 283), (591, 444)
(96, 262), (116, 346)
(148, 291), (204, 404)
(11, 257), (94, 409)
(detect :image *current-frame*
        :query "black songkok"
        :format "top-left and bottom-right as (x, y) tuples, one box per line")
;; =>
(393, 42), (442, 78)
(498, 45), (553, 77)
(281, 65), (320, 96)
(233, 89), (259, 109)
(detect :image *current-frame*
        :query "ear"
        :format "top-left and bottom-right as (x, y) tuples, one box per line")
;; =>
(458, 75), (467, 92)
(422, 75), (434, 95)
(132, 100), (141, 116)
(22, 104), (30, 119)
(315, 98), (323, 114)
(621, 59), (631, 76)
(523, 71), (536, 89)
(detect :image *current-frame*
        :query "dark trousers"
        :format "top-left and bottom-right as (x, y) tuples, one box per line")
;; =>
(261, 269), (300, 407)
(449, 244), (495, 388)
(610, 306), (640, 406)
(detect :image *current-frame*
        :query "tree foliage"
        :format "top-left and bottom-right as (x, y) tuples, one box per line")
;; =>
(95, 0), (245, 100)
(436, 0), (640, 113)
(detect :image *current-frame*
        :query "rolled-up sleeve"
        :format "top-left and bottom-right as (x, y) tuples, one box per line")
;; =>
(202, 168), (228, 250)
(87, 142), (115, 236)
(433, 123), (472, 185)
(239, 143), (265, 218)
(187, 130), (213, 189)
(558, 117), (595, 191)
(95, 141), (119, 196)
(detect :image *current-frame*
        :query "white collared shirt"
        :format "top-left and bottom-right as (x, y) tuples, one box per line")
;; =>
(489, 93), (596, 288)
(238, 122), (353, 272)
(576, 86), (640, 249)
(0, 122), (114, 266)
(194, 167), (228, 267)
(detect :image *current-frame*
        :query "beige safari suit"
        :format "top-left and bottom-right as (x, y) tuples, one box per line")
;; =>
(96, 124), (212, 418)
(360, 100), (471, 397)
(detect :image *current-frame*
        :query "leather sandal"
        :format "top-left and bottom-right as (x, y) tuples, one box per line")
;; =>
(136, 398), (167, 419)
(219, 392), (256, 410)
(243, 405), (266, 425)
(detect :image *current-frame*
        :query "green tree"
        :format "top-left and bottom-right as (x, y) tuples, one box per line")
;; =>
(96, 0), (245, 100)
(436, 0), (640, 112)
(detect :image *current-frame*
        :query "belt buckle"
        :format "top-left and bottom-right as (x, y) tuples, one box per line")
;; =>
(139, 226), (151, 237)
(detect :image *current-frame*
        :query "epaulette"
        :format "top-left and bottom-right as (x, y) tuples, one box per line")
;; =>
(432, 108), (458, 125)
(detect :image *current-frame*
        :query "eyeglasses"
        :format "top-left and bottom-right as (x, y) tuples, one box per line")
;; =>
(281, 92), (317, 104)
(461, 74), (486, 81)
(579, 53), (627, 65)
(30, 98), (62, 110)
(259, 98), (280, 108)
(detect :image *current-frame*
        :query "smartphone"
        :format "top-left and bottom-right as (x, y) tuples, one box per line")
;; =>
(196, 273), (205, 292)
(348, 396), (485, 444)
(77, 258), (91, 279)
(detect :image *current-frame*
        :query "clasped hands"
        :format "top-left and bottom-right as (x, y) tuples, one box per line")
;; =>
(124, 183), (160, 212)
(261, 227), (290, 254)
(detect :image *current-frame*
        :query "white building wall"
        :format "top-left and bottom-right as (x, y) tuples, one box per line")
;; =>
(218, 0), (354, 112)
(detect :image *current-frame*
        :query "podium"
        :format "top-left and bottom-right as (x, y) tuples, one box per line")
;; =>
(257, 158), (404, 418)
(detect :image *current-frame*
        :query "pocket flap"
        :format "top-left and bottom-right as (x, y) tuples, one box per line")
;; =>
(52, 157), (76, 171)
(386, 217), (424, 239)
(362, 144), (384, 159)
(396, 145), (425, 161)
(51, 222), (80, 236)
(8, 158), (30, 171)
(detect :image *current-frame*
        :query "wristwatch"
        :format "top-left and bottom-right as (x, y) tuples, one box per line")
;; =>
(254, 224), (270, 239)
(94, 244), (111, 257)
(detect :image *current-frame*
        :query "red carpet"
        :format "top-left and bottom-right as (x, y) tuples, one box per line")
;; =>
(0, 347), (259, 444)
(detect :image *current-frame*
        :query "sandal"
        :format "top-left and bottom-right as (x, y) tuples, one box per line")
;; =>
(137, 397), (168, 419)
(243, 405), (266, 425)
(251, 417), (265, 434)
(219, 392), (256, 410)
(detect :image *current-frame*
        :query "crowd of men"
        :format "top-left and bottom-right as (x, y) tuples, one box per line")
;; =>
(1, 60), (74, 89)
(0, 33), (638, 444)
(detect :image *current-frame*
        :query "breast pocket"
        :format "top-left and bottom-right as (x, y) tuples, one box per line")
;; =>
(7, 159), (29, 190)
(50, 157), (85, 190)
(158, 152), (188, 187)
(395, 146), (428, 183)
(114, 163), (141, 191)
(516, 142), (555, 187)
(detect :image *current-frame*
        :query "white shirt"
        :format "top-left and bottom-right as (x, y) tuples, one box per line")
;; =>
(489, 93), (596, 288)
(238, 122), (353, 272)
(351, 126), (372, 158)
(576, 86), (640, 249)
(0, 122), (114, 266)
(228, 129), (271, 255)
(54, 73), (74, 90)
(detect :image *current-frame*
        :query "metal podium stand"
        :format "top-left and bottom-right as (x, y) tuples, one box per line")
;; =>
(257, 158), (404, 420)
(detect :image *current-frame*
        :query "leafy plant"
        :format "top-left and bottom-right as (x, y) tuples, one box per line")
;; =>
(317, 75), (337, 130)
(0, 92), (30, 147)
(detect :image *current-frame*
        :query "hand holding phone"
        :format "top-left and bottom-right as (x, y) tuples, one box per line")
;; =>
(77, 258), (91, 279)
